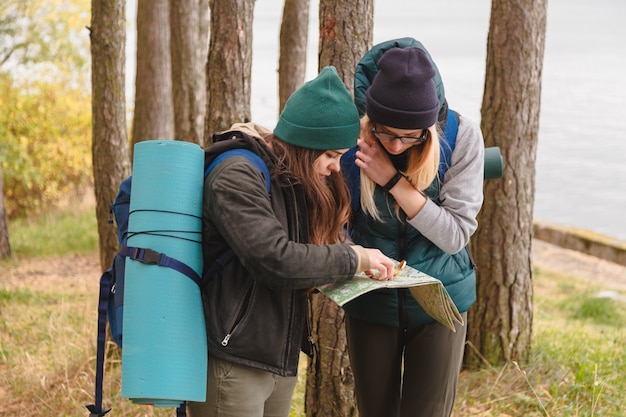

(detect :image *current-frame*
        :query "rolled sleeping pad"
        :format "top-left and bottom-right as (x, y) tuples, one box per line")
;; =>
(484, 146), (504, 179)
(121, 140), (207, 407)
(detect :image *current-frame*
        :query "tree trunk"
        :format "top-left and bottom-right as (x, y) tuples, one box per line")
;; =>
(90, 0), (130, 271)
(307, 292), (356, 417)
(305, 2), (373, 416)
(466, 0), (547, 368)
(204, 0), (254, 142)
(132, 0), (174, 155)
(316, 0), (372, 87)
(170, 0), (208, 147)
(0, 167), (10, 259)
(278, 0), (309, 113)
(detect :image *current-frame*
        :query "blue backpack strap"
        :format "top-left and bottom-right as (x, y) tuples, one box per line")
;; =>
(88, 248), (195, 417)
(341, 147), (361, 212)
(203, 250), (237, 284)
(110, 177), (132, 246)
(88, 180), (131, 416)
(86, 269), (114, 417)
(202, 148), (271, 285)
(205, 148), (271, 196)
(118, 246), (202, 287)
(439, 109), (459, 180)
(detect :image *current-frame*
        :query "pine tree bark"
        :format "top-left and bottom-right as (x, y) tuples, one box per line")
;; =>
(204, 0), (254, 141)
(305, 2), (373, 416)
(132, 0), (174, 155)
(0, 167), (11, 259)
(466, 0), (547, 367)
(317, 0), (372, 87)
(90, 0), (130, 270)
(278, 0), (309, 113)
(170, 0), (208, 147)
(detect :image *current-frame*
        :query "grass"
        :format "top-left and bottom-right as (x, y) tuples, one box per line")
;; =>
(1, 207), (625, 416)
(8, 207), (98, 257)
(453, 267), (626, 416)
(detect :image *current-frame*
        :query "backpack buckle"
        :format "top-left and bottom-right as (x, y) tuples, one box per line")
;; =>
(130, 247), (163, 265)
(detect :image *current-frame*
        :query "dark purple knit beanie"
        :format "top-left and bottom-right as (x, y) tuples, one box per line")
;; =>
(366, 47), (440, 129)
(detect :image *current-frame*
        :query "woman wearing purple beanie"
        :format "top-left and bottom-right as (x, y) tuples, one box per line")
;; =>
(341, 44), (485, 417)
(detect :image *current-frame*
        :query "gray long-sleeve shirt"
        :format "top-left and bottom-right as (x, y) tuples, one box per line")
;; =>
(408, 114), (485, 254)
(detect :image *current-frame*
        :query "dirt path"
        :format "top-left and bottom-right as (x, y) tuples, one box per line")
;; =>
(3, 253), (100, 292)
(532, 240), (626, 292)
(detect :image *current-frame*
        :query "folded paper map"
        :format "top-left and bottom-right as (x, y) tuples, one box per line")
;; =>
(318, 261), (464, 332)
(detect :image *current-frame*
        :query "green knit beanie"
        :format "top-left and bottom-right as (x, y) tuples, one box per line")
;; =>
(273, 66), (360, 150)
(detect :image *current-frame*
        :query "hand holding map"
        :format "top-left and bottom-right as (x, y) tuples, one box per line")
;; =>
(318, 260), (463, 332)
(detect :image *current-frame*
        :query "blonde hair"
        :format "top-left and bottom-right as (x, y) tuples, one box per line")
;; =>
(359, 115), (440, 221)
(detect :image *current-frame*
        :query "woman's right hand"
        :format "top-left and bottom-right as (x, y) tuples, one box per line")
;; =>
(361, 248), (395, 280)
(354, 138), (397, 188)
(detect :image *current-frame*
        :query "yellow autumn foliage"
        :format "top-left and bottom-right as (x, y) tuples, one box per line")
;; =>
(1, 74), (92, 218)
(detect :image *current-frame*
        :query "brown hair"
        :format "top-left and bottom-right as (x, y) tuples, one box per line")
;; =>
(270, 136), (351, 244)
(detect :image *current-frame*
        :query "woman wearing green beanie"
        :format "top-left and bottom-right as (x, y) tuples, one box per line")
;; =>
(187, 66), (395, 417)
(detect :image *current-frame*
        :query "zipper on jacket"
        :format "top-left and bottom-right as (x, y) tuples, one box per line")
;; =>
(283, 291), (296, 369)
(221, 281), (254, 346)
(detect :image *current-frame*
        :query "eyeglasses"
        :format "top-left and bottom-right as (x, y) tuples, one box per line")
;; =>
(371, 126), (429, 145)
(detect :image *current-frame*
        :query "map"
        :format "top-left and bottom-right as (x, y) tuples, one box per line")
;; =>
(318, 261), (464, 331)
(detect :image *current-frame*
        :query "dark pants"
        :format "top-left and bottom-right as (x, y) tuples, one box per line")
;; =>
(345, 312), (468, 417)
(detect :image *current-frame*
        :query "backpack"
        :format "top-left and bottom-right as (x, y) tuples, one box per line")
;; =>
(86, 143), (271, 417)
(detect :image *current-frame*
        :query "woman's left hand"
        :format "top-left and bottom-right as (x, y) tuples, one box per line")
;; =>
(354, 138), (397, 186)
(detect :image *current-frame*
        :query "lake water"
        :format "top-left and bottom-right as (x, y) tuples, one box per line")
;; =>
(248, 0), (626, 241)
(124, 0), (626, 240)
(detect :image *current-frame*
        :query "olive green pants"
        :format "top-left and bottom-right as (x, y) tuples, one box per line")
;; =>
(186, 357), (297, 417)
(346, 312), (468, 417)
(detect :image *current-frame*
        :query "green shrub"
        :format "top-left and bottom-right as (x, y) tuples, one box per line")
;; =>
(0, 74), (92, 219)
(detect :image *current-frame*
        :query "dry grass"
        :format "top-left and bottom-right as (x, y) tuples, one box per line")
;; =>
(0, 253), (176, 417)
